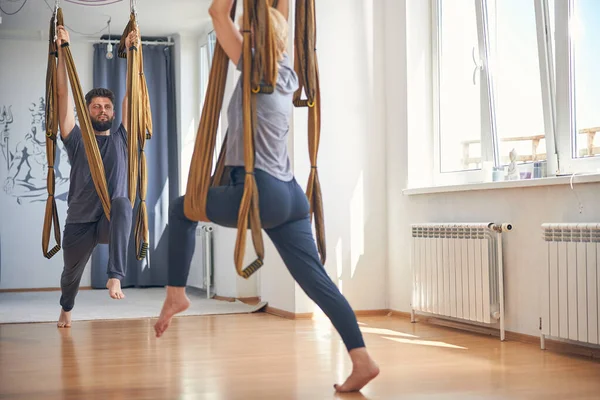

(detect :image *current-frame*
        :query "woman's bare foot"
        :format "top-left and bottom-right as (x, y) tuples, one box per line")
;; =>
(334, 347), (380, 393)
(154, 286), (191, 338)
(57, 309), (72, 328)
(106, 278), (125, 299)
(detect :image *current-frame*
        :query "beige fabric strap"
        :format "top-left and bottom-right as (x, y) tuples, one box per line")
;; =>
(293, 0), (326, 264)
(42, 10), (61, 259)
(118, 13), (153, 260)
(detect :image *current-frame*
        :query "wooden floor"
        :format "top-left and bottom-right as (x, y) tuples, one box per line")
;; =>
(1, 312), (600, 399)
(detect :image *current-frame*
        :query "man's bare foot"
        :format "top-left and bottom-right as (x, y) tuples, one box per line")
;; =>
(106, 278), (125, 299)
(154, 286), (191, 338)
(57, 309), (71, 328)
(334, 347), (380, 393)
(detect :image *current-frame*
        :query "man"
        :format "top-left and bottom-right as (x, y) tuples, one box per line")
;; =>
(55, 25), (138, 328)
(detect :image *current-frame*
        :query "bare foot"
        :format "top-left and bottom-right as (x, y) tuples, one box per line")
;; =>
(106, 278), (125, 299)
(57, 309), (71, 328)
(154, 286), (191, 338)
(334, 348), (380, 393)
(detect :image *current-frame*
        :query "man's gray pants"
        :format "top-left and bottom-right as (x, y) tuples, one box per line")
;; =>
(59, 197), (132, 312)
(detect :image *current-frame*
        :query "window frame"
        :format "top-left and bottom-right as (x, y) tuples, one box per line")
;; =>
(206, 30), (223, 169)
(553, 0), (600, 174)
(180, 30), (220, 196)
(534, 0), (559, 176)
(431, 0), (495, 185)
(430, 0), (600, 187)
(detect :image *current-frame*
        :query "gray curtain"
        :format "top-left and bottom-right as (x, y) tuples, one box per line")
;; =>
(90, 41), (178, 288)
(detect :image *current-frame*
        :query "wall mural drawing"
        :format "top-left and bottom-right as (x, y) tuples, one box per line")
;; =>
(0, 106), (13, 170)
(1, 97), (70, 205)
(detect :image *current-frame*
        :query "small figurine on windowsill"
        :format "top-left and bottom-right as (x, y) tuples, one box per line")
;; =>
(506, 148), (519, 180)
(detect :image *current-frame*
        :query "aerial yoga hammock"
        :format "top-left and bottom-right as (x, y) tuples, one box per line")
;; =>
(117, 1), (153, 261)
(42, 0), (152, 261)
(42, 3), (63, 260)
(182, 0), (323, 279)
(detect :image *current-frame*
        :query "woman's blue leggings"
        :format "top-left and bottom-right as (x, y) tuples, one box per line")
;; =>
(168, 167), (366, 351)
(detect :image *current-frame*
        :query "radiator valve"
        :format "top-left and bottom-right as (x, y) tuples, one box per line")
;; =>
(488, 223), (512, 233)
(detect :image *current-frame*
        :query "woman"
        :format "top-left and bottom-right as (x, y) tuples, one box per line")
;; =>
(155, 0), (379, 392)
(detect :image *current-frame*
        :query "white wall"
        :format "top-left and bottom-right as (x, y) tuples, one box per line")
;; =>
(395, 183), (600, 337)
(295, 0), (388, 313)
(384, 0), (410, 315)
(175, 33), (201, 197)
(260, 0), (389, 314)
(384, 0), (600, 338)
(0, 38), (93, 289)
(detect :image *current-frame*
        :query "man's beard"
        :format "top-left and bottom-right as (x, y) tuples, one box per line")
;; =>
(91, 115), (114, 132)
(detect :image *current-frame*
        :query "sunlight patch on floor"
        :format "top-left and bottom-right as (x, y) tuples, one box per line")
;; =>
(360, 326), (418, 338)
(382, 336), (468, 349)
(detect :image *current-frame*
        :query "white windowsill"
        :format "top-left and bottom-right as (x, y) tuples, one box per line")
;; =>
(403, 173), (600, 196)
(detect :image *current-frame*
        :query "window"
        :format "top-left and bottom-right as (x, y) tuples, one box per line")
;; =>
(571, 0), (600, 157)
(181, 31), (219, 193)
(554, 0), (600, 172)
(432, 0), (600, 183)
(204, 31), (223, 172)
(207, 30), (217, 66)
(435, 0), (483, 173)
(199, 31), (217, 114)
(487, 0), (547, 165)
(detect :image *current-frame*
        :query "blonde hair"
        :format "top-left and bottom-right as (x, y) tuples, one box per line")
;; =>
(268, 7), (288, 61)
(238, 7), (288, 61)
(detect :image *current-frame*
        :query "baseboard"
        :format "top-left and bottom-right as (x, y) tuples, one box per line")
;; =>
(212, 295), (262, 305)
(264, 306), (313, 320)
(355, 309), (391, 317)
(523, 333), (600, 359)
(0, 286), (92, 293)
(404, 310), (600, 360)
(260, 307), (392, 320)
(387, 310), (412, 319)
(413, 315), (500, 337)
(237, 296), (262, 305)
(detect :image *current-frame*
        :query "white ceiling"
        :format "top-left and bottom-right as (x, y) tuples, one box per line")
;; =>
(0, 0), (214, 39)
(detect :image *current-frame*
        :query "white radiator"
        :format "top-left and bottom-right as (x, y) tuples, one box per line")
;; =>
(188, 225), (214, 298)
(411, 223), (511, 340)
(540, 223), (600, 349)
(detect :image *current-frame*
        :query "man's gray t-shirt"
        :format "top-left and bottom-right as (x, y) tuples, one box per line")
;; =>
(225, 53), (299, 181)
(61, 123), (128, 224)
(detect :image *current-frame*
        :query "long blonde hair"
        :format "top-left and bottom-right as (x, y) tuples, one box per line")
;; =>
(268, 7), (288, 61)
(238, 7), (288, 61)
